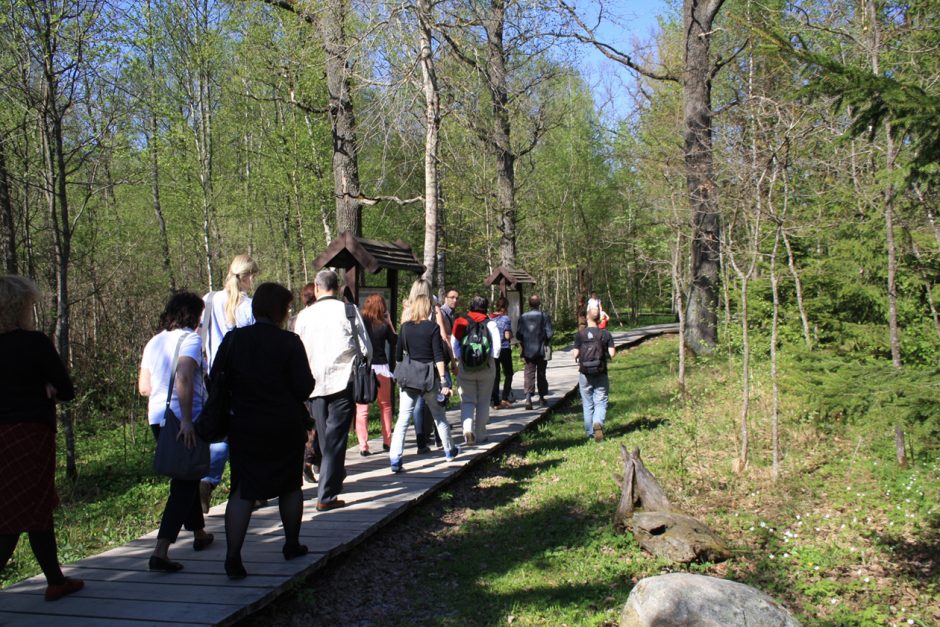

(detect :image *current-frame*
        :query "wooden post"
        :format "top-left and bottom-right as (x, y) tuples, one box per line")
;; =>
(344, 265), (358, 304)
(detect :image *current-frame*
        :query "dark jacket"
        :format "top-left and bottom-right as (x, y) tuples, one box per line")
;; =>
(516, 309), (553, 361)
(214, 320), (315, 444)
(0, 329), (75, 427)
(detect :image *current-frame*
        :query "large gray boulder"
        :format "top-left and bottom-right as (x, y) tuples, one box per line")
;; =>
(621, 573), (801, 627)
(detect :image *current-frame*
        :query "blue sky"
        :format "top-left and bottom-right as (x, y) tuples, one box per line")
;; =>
(568, 0), (675, 123)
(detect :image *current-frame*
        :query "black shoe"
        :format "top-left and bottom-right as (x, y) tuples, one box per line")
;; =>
(525, 398), (533, 410)
(416, 446), (431, 454)
(303, 464), (316, 483)
(193, 533), (214, 552)
(540, 398), (549, 408)
(359, 449), (371, 457)
(283, 542), (309, 560)
(382, 443), (390, 452)
(225, 556), (247, 580)
(149, 555), (183, 572)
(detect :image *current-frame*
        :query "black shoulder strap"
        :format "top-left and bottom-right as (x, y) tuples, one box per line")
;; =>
(345, 302), (364, 354)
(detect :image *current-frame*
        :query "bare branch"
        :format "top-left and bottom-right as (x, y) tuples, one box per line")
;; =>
(353, 193), (423, 206)
(711, 39), (748, 78)
(556, 0), (678, 83)
(253, 0), (315, 24)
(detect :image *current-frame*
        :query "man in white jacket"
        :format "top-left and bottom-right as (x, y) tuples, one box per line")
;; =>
(293, 270), (371, 511)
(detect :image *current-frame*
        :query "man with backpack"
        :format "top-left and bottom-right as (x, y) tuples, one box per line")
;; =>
(516, 294), (554, 410)
(451, 296), (502, 445)
(573, 306), (616, 441)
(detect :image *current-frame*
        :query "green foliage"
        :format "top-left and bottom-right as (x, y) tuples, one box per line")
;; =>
(785, 347), (940, 444)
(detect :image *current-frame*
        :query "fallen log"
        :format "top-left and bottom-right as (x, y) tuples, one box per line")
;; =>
(614, 445), (730, 564)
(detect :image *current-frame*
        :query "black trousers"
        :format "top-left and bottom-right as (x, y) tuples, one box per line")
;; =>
(523, 357), (548, 398)
(151, 425), (205, 542)
(491, 347), (514, 405)
(310, 383), (354, 504)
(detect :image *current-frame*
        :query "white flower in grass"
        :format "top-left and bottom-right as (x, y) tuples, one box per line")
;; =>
(830, 598), (838, 605)
(769, 554), (775, 559)
(864, 577), (870, 583)
(783, 552), (790, 558)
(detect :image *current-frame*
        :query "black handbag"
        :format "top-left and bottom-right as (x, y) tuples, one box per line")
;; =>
(394, 323), (435, 393)
(196, 332), (235, 443)
(346, 304), (378, 404)
(154, 334), (210, 480)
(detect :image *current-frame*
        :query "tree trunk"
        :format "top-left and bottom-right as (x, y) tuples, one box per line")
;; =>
(319, 0), (362, 236)
(781, 228), (811, 347)
(770, 226), (782, 480)
(146, 0), (175, 292)
(417, 0), (441, 285)
(682, 0), (724, 355)
(43, 103), (77, 481)
(865, 0), (901, 369)
(0, 137), (17, 274)
(486, 0), (516, 268)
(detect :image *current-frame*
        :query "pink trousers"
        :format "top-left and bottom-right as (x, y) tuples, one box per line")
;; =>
(354, 373), (393, 452)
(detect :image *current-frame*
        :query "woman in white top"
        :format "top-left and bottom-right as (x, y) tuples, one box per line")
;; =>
(138, 292), (213, 572)
(199, 254), (259, 513)
(203, 255), (259, 370)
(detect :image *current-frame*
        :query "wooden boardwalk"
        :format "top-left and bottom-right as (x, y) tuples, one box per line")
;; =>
(0, 324), (677, 626)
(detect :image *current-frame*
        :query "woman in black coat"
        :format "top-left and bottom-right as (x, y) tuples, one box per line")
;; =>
(0, 275), (83, 601)
(212, 283), (315, 580)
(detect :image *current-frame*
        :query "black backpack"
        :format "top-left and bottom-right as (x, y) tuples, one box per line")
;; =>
(460, 316), (492, 370)
(578, 328), (608, 375)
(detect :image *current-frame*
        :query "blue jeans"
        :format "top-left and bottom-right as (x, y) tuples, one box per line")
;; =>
(203, 440), (228, 485)
(391, 385), (453, 465)
(579, 372), (609, 437)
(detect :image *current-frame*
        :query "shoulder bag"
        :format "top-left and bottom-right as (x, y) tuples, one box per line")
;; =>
(196, 330), (235, 443)
(346, 303), (378, 404)
(541, 312), (553, 361)
(394, 323), (435, 393)
(154, 333), (211, 480)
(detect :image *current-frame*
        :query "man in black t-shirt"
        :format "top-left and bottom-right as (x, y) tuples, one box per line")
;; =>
(573, 306), (616, 442)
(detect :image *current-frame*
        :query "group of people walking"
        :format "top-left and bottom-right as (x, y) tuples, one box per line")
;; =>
(0, 256), (620, 595)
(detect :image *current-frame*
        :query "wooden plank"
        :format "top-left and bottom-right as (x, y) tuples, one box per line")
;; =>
(0, 595), (238, 624)
(0, 613), (208, 627)
(1, 579), (267, 605)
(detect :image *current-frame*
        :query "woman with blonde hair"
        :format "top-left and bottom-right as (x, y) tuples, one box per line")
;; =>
(199, 254), (259, 513)
(0, 276), (83, 601)
(405, 279), (452, 451)
(388, 295), (455, 472)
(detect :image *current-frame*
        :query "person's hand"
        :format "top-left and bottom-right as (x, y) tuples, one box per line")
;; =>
(440, 385), (451, 396)
(45, 383), (58, 400)
(177, 419), (196, 449)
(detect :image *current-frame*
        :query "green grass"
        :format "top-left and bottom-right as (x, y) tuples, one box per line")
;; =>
(250, 336), (938, 626)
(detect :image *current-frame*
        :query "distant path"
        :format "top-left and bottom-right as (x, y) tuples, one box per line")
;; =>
(0, 324), (678, 626)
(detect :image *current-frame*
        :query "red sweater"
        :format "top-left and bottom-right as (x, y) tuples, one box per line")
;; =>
(451, 311), (488, 341)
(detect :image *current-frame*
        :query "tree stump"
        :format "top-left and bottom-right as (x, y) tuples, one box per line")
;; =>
(614, 446), (730, 564)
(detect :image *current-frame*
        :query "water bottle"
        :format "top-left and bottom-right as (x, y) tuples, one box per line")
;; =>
(436, 390), (450, 408)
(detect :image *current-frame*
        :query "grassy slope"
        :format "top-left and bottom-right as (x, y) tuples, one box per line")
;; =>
(249, 336), (937, 626)
(3, 335), (937, 627)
